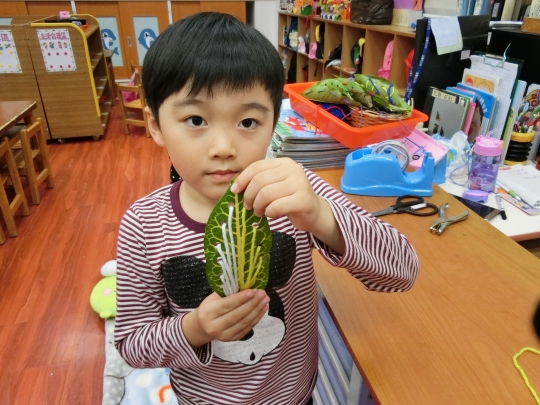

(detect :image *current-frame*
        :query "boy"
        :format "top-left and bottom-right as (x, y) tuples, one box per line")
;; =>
(115, 12), (419, 405)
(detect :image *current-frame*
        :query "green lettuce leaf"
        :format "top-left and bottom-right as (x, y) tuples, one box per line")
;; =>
(204, 182), (272, 297)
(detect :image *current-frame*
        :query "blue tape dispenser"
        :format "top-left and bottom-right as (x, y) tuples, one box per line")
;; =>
(340, 146), (436, 197)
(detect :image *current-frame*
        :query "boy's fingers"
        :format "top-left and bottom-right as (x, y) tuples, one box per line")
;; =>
(249, 180), (295, 217)
(209, 289), (256, 316)
(214, 290), (269, 333)
(221, 304), (269, 341)
(209, 289), (266, 318)
(231, 159), (283, 194)
(243, 172), (290, 213)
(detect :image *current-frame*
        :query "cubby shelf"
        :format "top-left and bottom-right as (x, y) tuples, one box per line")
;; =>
(85, 24), (99, 38)
(90, 52), (103, 71)
(278, 12), (416, 95)
(95, 77), (108, 99)
(25, 14), (113, 140)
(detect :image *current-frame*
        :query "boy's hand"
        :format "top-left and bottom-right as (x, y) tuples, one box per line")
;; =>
(182, 289), (269, 348)
(231, 158), (344, 253)
(231, 158), (322, 232)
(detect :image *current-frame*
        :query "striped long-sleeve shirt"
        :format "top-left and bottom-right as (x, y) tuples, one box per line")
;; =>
(115, 168), (419, 405)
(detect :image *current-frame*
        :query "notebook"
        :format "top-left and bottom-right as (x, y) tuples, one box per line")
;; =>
(456, 83), (499, 137)
(425, 87), (470, 138)
(497, 164), (540, 208)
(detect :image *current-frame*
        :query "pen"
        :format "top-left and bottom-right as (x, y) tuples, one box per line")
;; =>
(495, 194), (507, 220)
(496, 181), (522, 201)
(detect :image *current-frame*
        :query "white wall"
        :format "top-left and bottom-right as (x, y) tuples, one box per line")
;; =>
(252, 0), (280, 48)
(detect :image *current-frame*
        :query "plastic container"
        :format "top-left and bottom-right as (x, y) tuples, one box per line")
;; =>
(284, 82), (428, 149)
(467, 135), (503, 192)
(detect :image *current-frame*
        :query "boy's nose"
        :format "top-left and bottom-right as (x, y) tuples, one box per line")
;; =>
(208, 130), (237, 159)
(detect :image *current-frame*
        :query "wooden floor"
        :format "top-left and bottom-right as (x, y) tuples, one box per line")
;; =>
(0, 106), (169, 404)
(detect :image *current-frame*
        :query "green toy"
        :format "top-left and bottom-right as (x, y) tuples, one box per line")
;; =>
(354, 74), (411, 114)
(90, 276), (117, 319)
(90, 260), (117, 319)
(204, 182), (272, 297)
(301, 78), (363, 107)
(334, 77), (373, 108)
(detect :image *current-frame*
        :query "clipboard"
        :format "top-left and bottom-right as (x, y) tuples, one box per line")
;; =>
(472, 51), (524, 99)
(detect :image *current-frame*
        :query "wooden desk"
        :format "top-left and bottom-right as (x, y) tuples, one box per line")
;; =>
(0, 101), (37, 137)
(314, 168), (540, 405)
(439, 179), (540, 242)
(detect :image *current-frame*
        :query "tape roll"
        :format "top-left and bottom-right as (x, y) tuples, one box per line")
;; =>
(371, 140), (410, 171)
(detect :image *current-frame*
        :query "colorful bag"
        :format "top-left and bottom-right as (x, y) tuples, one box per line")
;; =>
(377, 40), (394, 80)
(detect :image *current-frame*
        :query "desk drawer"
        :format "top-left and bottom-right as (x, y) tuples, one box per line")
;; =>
(316, 298), (375, 405)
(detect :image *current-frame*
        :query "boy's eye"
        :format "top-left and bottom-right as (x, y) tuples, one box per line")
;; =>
(186, 116), (206, 127)
(239, 118), (259, 129)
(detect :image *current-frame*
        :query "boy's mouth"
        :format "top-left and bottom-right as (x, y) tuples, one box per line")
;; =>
(207, 170), (238, 182)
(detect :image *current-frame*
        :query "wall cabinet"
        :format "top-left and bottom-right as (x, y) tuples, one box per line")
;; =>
(278, 12), (416, 95)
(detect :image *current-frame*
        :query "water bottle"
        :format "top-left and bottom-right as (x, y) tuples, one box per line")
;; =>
(467, 135), (503, 192)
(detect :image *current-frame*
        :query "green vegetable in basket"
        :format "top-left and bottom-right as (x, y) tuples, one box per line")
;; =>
(354, 74), (411, 114)
(301, 78), (362, 107)
(204, 182), (272, 297)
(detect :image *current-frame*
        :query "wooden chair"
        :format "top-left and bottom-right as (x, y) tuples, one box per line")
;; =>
(0, 137), (30, 244)
(3, 117), (54, 205)
(117, 68), (150, 138)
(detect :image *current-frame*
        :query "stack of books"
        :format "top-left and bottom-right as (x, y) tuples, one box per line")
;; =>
(266, 106), (352, 169)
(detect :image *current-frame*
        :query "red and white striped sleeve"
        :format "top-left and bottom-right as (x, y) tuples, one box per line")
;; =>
(306, 169), (419, 292)
(114, 207), (212, 369)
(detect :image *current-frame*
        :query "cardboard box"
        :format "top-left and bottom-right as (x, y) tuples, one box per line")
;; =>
(522, 17), (540, 34)
(392, 9), (423, 27)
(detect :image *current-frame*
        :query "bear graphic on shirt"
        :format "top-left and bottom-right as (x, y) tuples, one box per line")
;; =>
(160, 231), (296, 365)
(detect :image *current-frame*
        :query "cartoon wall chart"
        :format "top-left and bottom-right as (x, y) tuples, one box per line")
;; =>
(0, 30), (22, 73)
(37, 29), (76, 72)
(96, 17), (123, 67)
(133, 17), (158, 66)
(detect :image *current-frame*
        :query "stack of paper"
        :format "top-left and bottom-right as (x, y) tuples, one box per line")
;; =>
(497, 164), (540, 208)
(267, 107), (352, 169)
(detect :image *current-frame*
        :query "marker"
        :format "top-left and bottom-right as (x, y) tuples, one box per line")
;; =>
(496, 182), (522, 201)
(495, 194), (507, 220)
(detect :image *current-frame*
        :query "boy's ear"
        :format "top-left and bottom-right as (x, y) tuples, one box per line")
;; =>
(145, 106), (166, 147)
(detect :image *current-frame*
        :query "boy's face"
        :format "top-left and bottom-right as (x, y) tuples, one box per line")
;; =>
(148, 84), (275, 209)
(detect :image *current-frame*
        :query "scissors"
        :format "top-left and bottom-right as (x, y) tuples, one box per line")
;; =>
(371, 195), (439, 217)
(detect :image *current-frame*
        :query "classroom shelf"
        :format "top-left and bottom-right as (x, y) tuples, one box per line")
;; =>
(95, 77), (108, 99)
(90, 52), (103, 72)
(84, 24), (99, 38)
(100, 100), (112, 127)
(278, 12), (416, 94)
(0, 16), (51, 138)
(25, 14), (113, 140)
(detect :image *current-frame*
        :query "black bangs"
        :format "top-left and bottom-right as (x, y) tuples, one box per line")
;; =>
(142, 12), (285, 126)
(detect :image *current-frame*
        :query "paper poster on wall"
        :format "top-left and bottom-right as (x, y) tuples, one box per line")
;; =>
(37, 28), (77, 72)
(96, 17), (124, 67)
(0, 30), (22, 73)
(133, 17), (158, 66)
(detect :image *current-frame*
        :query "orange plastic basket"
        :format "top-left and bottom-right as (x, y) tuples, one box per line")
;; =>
(284, 82), (428, 149)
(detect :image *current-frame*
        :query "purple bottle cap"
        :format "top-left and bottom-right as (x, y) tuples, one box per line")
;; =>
(463, 189), (489, 203)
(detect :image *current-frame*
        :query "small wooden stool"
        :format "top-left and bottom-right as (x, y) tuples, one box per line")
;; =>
(4, 117), (54, 205)
(0, 138), (30, 244)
